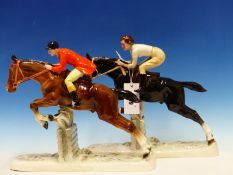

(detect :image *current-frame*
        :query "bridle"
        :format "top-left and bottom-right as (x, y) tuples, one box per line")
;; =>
(11, 60), (50, 89)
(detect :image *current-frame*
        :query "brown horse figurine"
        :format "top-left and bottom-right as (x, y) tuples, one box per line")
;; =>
(6, 55), (151, 158)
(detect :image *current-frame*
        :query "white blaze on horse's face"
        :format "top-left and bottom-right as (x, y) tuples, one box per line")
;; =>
(48, 49), (57, 56)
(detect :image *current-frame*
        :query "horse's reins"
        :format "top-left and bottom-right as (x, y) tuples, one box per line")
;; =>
(12, 61), (50, 88)
(92, 66), (126, 79)
(13, 60), (125, 87)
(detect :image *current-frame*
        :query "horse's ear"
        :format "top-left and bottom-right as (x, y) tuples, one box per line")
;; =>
(11, 54), (17, 62)
(86, 53), (92, 61)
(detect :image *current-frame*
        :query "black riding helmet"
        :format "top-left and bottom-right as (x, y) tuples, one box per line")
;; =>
(46, 41), (59, 50)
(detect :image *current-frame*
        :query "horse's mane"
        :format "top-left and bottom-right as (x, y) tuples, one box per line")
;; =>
(19, 59), (72, 81)
(93, 56), (131, 71)
(93, 57), (128, 63)
(21, 59), (52, 66)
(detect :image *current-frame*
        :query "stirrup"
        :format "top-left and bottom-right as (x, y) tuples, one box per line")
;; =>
(72, 100), (81, 106)
(70, 91), (81, 106)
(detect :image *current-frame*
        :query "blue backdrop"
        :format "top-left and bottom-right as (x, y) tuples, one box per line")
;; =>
(0, 0), (232, 154)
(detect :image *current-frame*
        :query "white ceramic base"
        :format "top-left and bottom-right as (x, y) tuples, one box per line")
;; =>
(10, 149), (156, 172)
(10, 137), (218, 172)
(153, 141), (219, 158)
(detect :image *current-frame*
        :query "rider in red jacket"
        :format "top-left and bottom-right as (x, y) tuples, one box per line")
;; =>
(44, 41), (96, 105)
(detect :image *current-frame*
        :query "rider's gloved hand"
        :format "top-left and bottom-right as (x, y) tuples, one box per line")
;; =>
(115, 59), (123, 66)
(44, 64), (52, 70)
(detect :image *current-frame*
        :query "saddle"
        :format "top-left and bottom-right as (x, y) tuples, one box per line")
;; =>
(133, 66), (160, 80)
(76, 75), (92, 85)
(74, 75), (93, 99)
(121, 66), (161, 91)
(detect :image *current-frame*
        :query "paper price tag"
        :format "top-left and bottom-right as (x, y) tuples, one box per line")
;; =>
(123, 83), (140, 114)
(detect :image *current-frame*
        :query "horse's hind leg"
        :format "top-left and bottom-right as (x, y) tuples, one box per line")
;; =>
(100, 113), (151, 158)
(167, 103), (215, 145)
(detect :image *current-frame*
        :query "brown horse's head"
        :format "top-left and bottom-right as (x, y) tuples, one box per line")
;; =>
(6, 55), (22, 92)
(6, 55), (48, 93)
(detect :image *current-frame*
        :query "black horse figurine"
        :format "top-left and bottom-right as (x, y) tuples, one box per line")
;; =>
(87, 54), (215, 145)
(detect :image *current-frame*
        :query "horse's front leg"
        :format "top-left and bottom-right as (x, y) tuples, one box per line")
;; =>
(30, 96), (59, 129)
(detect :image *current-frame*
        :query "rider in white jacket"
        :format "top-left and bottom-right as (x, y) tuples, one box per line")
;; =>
(116, 35), (166, 92)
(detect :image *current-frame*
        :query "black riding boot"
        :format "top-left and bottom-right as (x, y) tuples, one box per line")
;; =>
(70, 91), (81, 106)
(135, 74), (147, 93)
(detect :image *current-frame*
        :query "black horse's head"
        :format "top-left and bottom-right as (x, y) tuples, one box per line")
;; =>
(86, 53), (124, 77)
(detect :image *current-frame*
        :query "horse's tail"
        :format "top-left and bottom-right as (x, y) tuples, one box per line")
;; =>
(180, 81), (207, 92)
(112, 89), (140, 103)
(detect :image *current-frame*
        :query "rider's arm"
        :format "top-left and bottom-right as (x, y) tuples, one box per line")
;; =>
(51, 56), (67, 72)
(127, 55), (138, 69)
(118, 55), (138, 69)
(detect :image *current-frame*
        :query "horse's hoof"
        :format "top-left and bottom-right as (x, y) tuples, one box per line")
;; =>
(43, 122), (48, 129)
(143, 151), (151, 159)
(48, 114), (54, 121)
(142, 147), (152, 159)
(120, 107), (124, 114)
(208, 139), (216, 145)
(54, 113), (60, 117)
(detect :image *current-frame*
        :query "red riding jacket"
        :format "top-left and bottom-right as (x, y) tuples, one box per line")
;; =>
(51, 48), (96, 75)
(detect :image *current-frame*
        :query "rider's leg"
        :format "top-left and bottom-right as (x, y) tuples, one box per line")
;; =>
(136, 54), (165, 93)
(139, 47), (165, 74)
(136, 57), (160, 93)
(65, 69), (83, 105)
(139, 56), (165, 74)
